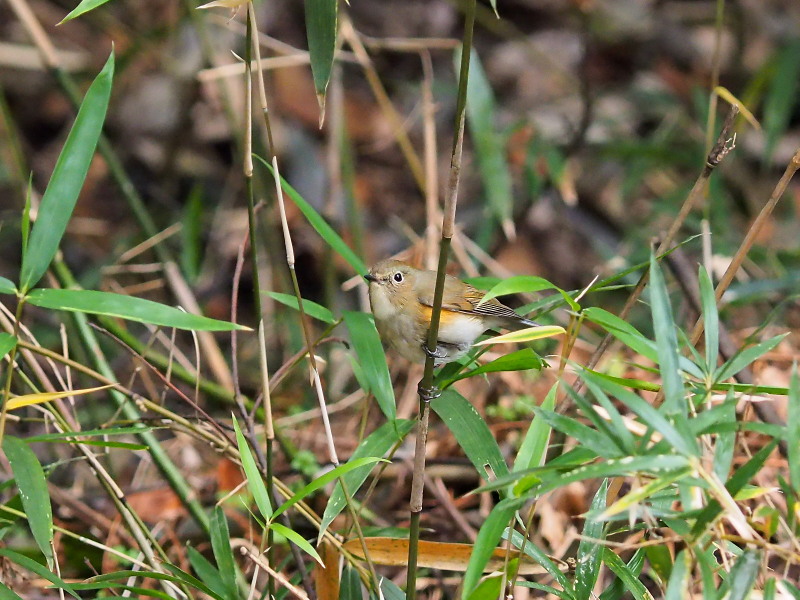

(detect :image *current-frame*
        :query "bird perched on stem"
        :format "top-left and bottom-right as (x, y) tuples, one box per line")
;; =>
(365, 259), (538, 365)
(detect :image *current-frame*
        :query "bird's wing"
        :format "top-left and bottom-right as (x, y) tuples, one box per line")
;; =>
(416, 273), (525, 322)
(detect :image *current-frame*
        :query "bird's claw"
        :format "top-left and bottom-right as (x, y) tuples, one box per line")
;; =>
(422, 343), (446, 360)
(417, 383), (441, 402)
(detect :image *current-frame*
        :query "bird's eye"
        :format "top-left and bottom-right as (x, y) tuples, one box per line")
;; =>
(393, 272), (404, 283)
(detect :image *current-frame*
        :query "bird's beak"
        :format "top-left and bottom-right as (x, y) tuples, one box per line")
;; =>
(364, 273), (377, 283)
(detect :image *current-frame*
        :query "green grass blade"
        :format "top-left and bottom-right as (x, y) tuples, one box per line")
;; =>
(0, 583), (24, 600)
(59, 0), (113, 23)
(343, 311), (396, 421)
(714, 334), (787, 383)
(187, 546), (227, 599)
(583, 307), (658, 363)
(304, 0), (338, 101)
(320, 419), (414, 536)
(431, 389), (510, 482)
(533, 406), (624, 458)
(2, 436), (54, 568)
(462, 496), (526, 596)
(698, 266), (719, 374)
(232, 416), (272, 521)
(575, 480), (608, 600)
(255, 156), (367, 275)
(0, 549), (78, 599)
(264, 291), (336, 324)
(712, 395), (737, 481)
(601, 548), (651, 600)
(19, 52), (114, 293)
(26, 288), (245, 331)
(664, 549), (690, 600)
(648, 253), (683, 415)
(272, 456), (382, 521)
(513, 382), (556, 472)
(270, 522), (323, 565)
(725, 551), (761, 600)
(788, 366), (800, 492)
(210, 506), (237, 600)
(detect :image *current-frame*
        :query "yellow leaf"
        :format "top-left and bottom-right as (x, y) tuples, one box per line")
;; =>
(8, 384), (116, 410)
(714, 86), (761, 131)
(474, 325), (566, 346)
(342, 537), (564, 575)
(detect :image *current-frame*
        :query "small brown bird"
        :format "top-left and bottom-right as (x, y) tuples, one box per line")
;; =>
(365, 259), (538, 365)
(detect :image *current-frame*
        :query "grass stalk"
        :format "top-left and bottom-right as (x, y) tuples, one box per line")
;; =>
(406, 2), (476, 596)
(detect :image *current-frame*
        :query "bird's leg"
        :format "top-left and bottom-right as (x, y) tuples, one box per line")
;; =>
(422, 343), (447, 361)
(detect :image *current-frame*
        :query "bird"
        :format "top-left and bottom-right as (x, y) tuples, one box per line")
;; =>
(365, 259), (538, 366)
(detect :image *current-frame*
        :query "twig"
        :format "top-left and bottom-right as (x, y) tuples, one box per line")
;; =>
(406, 3), (476, 597)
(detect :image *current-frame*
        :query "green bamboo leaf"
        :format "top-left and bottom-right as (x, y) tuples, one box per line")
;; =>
(88, 567), (222, 600)
(320, 419), (414, 536)
(608, 377), (698, 457)
(712, 395), (737, 481)
(0, 277), (16, 295)
(339, 566), (362, 600)
(477, 275), (560, 306)
(575, 480), (608, 600)
(763, 39), (800, 164)
(2, 437), (53, 568)
(264, 291), (336, 324)
(513, 382), (556, 472)
(270, 522), (323, 565)
(272, 456), (383, 521)
(304, 0), (338, 103)
(255, 156), (367, 275)
(0, 333), (15, 359)
(598, 468), (691, 519)
(726, 551), (761, 600)
(232, 416), (272, 521)
(0, 583), (24, 600)
(649, 253), (683, 414)
(698, 266), (719, 374)
(463, 497), (527, 596)
(26, 288), (245, 331)
(537, 403), (624, 458)
(664, 549), (690, 600)
(460, 48), (515, 238)
(602, 548), (652, 600)
(507, 530), (572, 595)
(59, 0), (113, 23)
(578, 371), (636, 454)
(465, 574), (504, 600)
(789, 366), (800, 492)
(714, 334), (787, 383)
(583, 307), (658, 363)
(344, 311), (395, 421)
(431, 389), (509, 482)
(25, 425), (154, 443)
(187, 547), (227, 599)
(510, 455), (689, 499)
(19, 53), (114, 293)
(210, 506), (237, 600)
(0, 549), (78, 599)
(447, 348), (542, 386)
